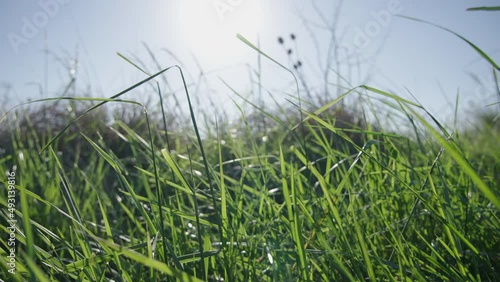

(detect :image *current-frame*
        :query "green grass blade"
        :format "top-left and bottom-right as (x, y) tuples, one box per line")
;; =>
(406, 107), (500, 208)
(398, 15), (500, 71)
(467, 6), (500, 11)
(39, 67), (174, 153)
(93, 236), (203, 281)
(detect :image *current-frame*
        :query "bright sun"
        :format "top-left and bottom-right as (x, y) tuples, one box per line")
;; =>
(178, 0), (263, 66)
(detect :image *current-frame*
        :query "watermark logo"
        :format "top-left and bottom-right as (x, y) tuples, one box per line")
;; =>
(341, 0), (412, 60)
(473, 75), (497, 97)
(212, 0), (246, 20)
(7, 0), (71, 53)
(6, 169), (17, 275)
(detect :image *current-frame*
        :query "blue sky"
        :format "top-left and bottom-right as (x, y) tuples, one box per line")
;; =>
(1, 0), (499, 123)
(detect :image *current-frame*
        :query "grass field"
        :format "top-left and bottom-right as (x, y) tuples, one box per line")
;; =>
(1, 23), (500, 282)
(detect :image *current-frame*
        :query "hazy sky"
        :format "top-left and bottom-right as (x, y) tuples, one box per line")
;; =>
(1, 0), (499, 123)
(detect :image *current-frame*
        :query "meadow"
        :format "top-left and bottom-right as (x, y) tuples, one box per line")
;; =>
(1, 16), (500, 282)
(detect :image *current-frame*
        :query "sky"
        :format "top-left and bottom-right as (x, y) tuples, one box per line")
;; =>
(1, 0), (499, 125)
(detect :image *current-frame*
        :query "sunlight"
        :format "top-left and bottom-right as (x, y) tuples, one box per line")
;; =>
(178, 0), (263, 66)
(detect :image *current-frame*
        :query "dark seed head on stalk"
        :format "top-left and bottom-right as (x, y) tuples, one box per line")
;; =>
(278, 37), (284, 44)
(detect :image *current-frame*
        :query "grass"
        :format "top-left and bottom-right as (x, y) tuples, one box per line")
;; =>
(1, 23), (499, 282)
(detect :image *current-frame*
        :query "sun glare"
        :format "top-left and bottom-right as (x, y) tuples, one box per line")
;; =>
(178, 0), (262, 66)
